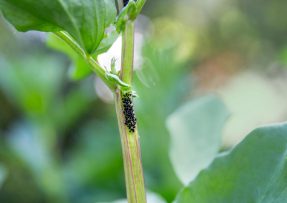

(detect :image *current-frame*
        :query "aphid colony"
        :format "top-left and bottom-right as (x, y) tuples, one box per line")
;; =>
(122, 93), (137, 132)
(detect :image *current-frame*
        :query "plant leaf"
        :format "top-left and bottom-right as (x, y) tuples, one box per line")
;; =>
(47, 28), (118, 80)
(95, 28), (119, 56)
(0, 0), (117, 53)
(47, 34), (92, 80)
(167, 95), (229, 185)
(175, 123), (287, 203)
(0, 164), (7, 189)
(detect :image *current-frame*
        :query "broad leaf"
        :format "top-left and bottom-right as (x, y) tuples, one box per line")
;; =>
(175, 123), (287, 203)
(95, 28), (119, 56)
(0, 0), (117, 53)
(167, 95), (229, 185)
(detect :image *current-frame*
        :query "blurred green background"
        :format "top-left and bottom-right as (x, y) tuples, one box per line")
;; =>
(1, 0), (287, 202)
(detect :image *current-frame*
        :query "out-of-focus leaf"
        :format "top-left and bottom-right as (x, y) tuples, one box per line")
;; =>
(64, 120), (124, 202)
(279, 47), (287, 65)
(134, 41), (190, 201)
(0, 146), (45, 202)
(150, 19), (195, 62)
(0, 57), (64, 116)
(0, 0), (117, 53)
(7, 122), (66, 201)
(0, 164), (7, 189)
(167, 95), (229, 185)
(71, 58), (93, 80)
(8, 123), (50, 173)
(52, 85), (92, 131)
(175, 123), (287, 203)
(0, 56), (92, 132)
(218, 71), (287, 146)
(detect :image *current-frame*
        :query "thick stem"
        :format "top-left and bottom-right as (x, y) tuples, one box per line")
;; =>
(121, 21), (135, 84)
(55, 13), (147, 203)
(115, 21), (146, 203)
(115, 91), (146, 203)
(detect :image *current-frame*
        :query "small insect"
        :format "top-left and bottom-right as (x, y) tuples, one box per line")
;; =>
(123, 0), (129, 6)
(122, 93), (137, 132)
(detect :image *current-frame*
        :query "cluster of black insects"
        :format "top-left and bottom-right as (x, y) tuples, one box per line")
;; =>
(122, 93), (137, 132)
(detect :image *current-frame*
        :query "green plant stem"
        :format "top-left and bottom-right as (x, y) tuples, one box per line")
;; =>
(87, 56), (116, 90)
(54, 31), (116, 90)
(55, 16), (147, 203)
(136, 0), (146, 13)
(115, 21), (146, 203)
(121, 21), (135, 84)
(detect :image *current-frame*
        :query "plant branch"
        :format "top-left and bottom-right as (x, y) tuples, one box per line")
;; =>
(55, 10), (147, 203)
(86, 56), (116, 90)
(54, 31), (116, 90)
(121, 21), (135, 85)
(54, 31), (86, 58)
(136, 0), (146, 14)
(115, 20), (146, 203)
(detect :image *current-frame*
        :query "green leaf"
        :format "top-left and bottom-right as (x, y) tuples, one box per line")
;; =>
(0, 164), (7, 189)
(71, 57), (93, 80)
(0, 0), (117, 53)
(47, 34), (92, 80)
(95, 29), (119, 56)
(175, 123), (287, 203)
(167, 95), (229, 185)
(279, 47), (287, 65)
(0, 57), (64, 115)
(47, 29), (118, 80)
(7, 122), (66, 199)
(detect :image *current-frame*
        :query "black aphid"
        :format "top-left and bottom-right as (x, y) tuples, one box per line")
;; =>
(122, 93), (137, 132)
(123, 0), (129, 7)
